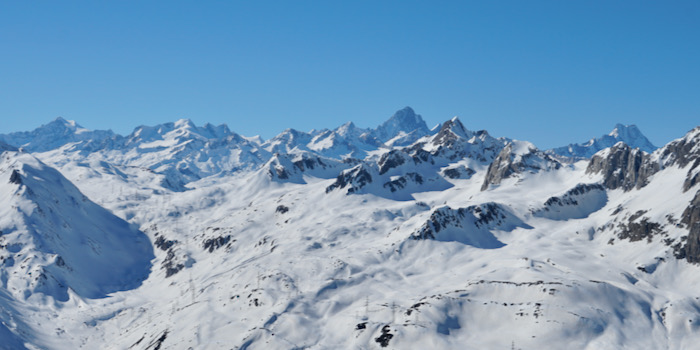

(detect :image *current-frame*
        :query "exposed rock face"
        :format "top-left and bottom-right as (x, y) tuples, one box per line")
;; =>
(9, 169), (22, 185)
(586, 143), (658, 191)
(685, 223), (700, 264)
(659, 127), (700, 169)
(532, 183), (607, 220)
(383, 172), (424, 192)
(481, 142), (561, 191)
(378, 150), (407, 175)
(681, 190), (700, 263)
(266, 152), (350, 184)
(410, 203), (528, 247)
(615, 211), (664, 243)
(442, 165), (475, 180)
(432, 118), (472, 151)
(326, 164), (374, 194)
(658, 127), (700, 192)
(682, 189), (700, 228)
(203, 235), (232, 253)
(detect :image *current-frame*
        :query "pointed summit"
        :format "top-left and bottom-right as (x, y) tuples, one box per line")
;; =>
(548, 123), (657, 159)
(374, 107), (430, 143)
(433, 116), (472, 143)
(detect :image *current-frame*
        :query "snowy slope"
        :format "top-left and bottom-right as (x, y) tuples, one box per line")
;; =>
(0, 115), (699, 349)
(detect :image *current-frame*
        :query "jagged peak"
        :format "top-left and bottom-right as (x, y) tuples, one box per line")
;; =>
(608, 123), (647, 141)
(336, 121), (359, 136)
(436, 116), (470, 140)
(375, 107), (430, 142)
(42, 116), (83, 131)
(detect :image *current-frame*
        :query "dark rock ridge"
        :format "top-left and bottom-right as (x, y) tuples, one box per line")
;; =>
(442, 165), (475, 180)
(585, 143), (657, 191)
(481, 142), (561, 191)
(383, 172), (424, 192)
(9, 169), (22, 185)
(681, 190), (700, 263)
(411, 203), (529, 247)
(657, 127), (700, 192)
(532, 183), (607, 220)
(326, 164), (374, 194)
(203, 235), (232, 253)
(266, 152), (352, 184)
(615, 210), (665, 243)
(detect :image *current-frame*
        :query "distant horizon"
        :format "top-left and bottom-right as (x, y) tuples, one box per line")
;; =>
(3, 107), (688, 151)
(2, 2), (698, 149)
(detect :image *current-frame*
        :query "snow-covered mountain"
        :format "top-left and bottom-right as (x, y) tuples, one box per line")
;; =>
(548, 123), (657, 159)
(0, 117), (115, 153)
(0, 110), (699, 349)
(0, 151), (153, 301)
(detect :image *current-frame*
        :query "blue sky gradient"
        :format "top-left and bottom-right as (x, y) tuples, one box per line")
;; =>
(1, 1), (698, 148)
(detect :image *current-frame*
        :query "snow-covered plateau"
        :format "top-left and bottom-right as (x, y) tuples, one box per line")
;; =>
(0, 107), (699, 349)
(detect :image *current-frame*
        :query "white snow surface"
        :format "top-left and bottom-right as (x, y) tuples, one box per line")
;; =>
(0, 112), (699, 349)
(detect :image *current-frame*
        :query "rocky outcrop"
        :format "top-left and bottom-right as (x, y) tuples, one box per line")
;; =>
(657, 127), (700, 192)
(378, 150), (408, 175)
(203, 235), (232, 253)
(659, 127), (700, 169)
(680, 190), (700, 263)
(9, 169), (22, 185)
(586, 143), (657, 191)
(266, 152), (351, 183)
(326, 164), (374, 194)
(411, 203), (528, 247)
(442, 165), (475, 180)
(532, 183), (607, 220)
(616, 212), (664, 243)
(481, 142), (561, 191)
(383, 173), (424, 192)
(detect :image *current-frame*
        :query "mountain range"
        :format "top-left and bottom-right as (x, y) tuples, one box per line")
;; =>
(0, 107), (698, 349)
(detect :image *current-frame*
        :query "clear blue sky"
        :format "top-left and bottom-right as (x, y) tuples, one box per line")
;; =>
(1, 1), (698, 148)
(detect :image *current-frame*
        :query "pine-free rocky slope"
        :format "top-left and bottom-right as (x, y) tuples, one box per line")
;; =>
(0, 108), (699, 349)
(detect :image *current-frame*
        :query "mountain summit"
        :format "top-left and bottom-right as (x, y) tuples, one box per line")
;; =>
(374, 107), (430, 145)
(548, 123), (657, 159)
(0, 117), (114, 152)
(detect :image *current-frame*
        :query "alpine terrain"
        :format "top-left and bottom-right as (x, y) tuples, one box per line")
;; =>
(0, 107), (699, 349)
